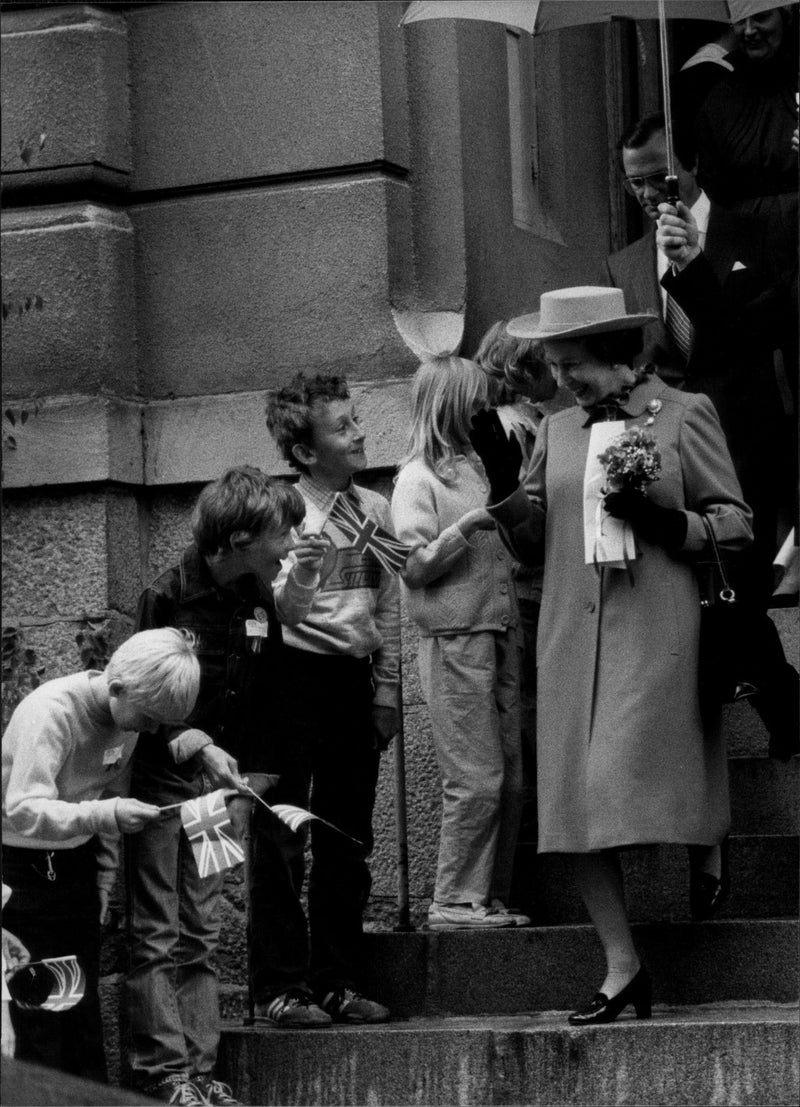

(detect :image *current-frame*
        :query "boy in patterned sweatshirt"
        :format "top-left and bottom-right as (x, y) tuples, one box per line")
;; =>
(262, 373), (401, 1027)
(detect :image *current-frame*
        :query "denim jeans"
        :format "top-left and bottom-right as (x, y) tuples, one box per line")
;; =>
(124, 808), (224, 1087)
(2, 841), (106, 1082)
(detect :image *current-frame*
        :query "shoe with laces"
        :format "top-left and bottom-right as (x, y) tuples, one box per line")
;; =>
(427, 902), (515, 929)
(320, 986), (390, 1024)
(193, 1076), (243, 1105)
(143, 1076), (206, 1105)
(490, 898), (532, 927)
(254, 987), (332, 1027)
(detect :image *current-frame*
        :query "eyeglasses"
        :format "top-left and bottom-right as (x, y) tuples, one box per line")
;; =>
(623, 170), (669, 194)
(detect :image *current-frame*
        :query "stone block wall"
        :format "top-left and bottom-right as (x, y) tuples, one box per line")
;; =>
(3, 0), (715, 1084)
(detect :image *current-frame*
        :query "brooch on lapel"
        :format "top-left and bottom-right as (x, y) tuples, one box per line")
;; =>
(644, 399), (662, 427)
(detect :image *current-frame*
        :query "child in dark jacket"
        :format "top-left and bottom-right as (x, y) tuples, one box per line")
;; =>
(124, 466), (326, 1105)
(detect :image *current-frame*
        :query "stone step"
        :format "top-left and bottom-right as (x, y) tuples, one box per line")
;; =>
(218, 919), (799, 1022)
(217, 1002), (800, 1107)
(512, 834), (799, 925)
(729, 756), (798, 835)
(363, 919), (799, 1018)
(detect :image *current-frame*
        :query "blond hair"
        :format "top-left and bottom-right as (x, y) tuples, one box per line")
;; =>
(105, 628), (200, 722)
(398, 356), (488, 483)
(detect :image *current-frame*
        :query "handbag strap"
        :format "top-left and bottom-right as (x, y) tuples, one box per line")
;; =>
(701, 515), (736, 603)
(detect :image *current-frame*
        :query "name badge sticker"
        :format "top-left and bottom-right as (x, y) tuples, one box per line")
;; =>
(103, 744), (124, 768)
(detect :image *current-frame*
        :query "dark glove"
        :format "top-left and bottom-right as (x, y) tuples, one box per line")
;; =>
(468, 409), (522, 503)
(604, 488), (687, 552)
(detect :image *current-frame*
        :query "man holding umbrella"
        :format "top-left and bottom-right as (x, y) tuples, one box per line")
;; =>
(607, 110), (798, 761)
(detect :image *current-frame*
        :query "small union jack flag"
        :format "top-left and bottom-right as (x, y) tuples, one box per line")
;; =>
(270, 803), (315, 834)
(327, 494), (411, 575)
(259, 798), (362, 846)
(10, 955), (86, 1012)
(180, 789), (245, 877)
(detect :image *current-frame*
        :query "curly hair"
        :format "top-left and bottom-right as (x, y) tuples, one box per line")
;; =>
(474, 321), (553, 404)
(265, 372), (351, 473)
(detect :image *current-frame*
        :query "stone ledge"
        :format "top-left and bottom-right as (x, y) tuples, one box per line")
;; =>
(2, 395), (142, 487)
(2, 379), (412, 488)
(218, 1003), (800, 1107)
(0, 4), (130, 179)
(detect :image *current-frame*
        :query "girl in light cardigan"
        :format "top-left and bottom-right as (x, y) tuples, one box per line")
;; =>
(391, 356), (527, 930)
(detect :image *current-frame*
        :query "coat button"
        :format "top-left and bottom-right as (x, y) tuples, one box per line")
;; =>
(586, 601), (596, 613)
(501, 615), (510, 626)
(500, 584), (508, 594)
(496, 551), (505, 561)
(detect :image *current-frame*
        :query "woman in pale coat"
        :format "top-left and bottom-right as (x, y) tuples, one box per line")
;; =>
(470, 287), (753, 1024)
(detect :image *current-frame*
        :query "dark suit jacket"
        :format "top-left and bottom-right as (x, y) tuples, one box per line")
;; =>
(607, 205), (795, 586)
(606, 204), (790, 387)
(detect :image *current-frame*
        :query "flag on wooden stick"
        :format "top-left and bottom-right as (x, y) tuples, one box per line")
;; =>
(8, 955), (86, 1012)
(180, 789), (245, 877)
(327, 494), (411, 575)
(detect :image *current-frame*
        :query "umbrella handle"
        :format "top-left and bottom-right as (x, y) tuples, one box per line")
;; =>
(665, 176), (680, 206)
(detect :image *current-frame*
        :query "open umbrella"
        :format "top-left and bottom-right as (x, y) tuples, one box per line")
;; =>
(401, 1), (798, 198)
(400, 1), (793, 35)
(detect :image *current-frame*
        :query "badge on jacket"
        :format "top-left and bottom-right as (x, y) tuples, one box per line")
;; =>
(246, 607), (270, 654)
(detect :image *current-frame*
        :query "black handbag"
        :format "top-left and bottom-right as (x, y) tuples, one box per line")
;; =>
(696, 515), (751, 725)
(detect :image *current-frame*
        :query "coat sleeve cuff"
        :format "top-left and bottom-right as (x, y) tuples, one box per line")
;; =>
(487, 485), (530, 528)
(169, 729), (214, 764)
(683, 511), (707, 553)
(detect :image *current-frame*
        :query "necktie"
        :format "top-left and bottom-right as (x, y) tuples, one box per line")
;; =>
(665, 292), (694, 362)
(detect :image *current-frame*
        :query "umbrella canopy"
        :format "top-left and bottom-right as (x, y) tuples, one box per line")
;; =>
(401, 0), (798, 186)
(401, 1), (796, 34)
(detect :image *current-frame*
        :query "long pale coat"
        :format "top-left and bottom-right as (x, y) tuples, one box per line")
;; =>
(491, 376), (753, 853)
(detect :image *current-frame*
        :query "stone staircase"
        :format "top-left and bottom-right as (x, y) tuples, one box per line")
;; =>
(217, 702), (799, 1106)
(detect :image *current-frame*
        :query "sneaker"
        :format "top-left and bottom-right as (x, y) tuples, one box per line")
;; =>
(427, 902), (515, 929)
(320, 986), (390, 1024)
(143, 1076), (206, 1105)
(490, 898), (532, 927)
(193, 1076), (243, 1105)
(254, 987), (332, 1027)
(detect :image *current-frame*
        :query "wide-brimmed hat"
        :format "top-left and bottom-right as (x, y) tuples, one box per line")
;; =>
(506, 287), (656, 341)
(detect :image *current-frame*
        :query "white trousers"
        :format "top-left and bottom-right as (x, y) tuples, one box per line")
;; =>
(418, 628), (524, 906)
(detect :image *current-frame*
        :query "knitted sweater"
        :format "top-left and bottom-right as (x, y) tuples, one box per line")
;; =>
(391, 456), (517, 637)
(2, 671), (133, 889)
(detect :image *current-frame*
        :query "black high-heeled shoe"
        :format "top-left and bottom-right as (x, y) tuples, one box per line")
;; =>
(690, 837), (730, 921)
(568, 965), (652, 1025)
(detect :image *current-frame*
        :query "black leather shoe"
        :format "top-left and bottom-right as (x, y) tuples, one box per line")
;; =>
(568, 966), (652, 1025)
(690, 837), (730, 921)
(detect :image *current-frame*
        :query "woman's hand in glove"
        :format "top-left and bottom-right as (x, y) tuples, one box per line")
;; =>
(604, 488), (687, 552)
(468, 409), (522, 504)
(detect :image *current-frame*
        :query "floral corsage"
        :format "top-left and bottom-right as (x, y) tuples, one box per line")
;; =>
(598, 426), (661, 494)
